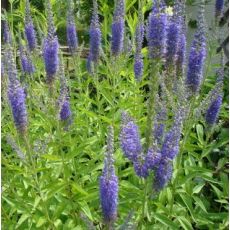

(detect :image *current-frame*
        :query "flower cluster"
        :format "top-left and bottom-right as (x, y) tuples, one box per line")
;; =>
(215, 0), (224, 18)
(89, 0), (101, 63)
(134, 7), (144, 81)
(43, 0), (59, 85)
(58, 60), (72, 122)
(147, 0), (167, 61)
(25, 0), (37, 51)
(186, 2), (206, 93)
(6, 47), (28, 135)
(165, 2), (183, 72)
(205, 95), (223, 125)
(100, 126), (118, 223)
(87, 0), (101, 72)
(67, 0), (78, 53)
(120, 111), (161, 178)
(111, 0), (125, 56)
(120, 103), (187, 190)
(2, 20), (12, 45)
(19, 35), (35, 75)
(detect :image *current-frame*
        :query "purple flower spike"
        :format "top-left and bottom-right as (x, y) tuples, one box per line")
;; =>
(43, 36), (59, 84)
(134, 55), (144, 81)
(8, 84), (28, 135)
(147, 1), (167, 60)
(176, 32), (186, 76)
(20, 53), (34, 74)
(120, 112), (142, 162)
(186, 3), (206, 93)
(144, 147), (161, 170)
(205, 95), (223, 125)
(135, 22), (144, 54)
(67, 0), (78, 53)
(100, 126), (118, 223)
(25, 23), (36, 51)
(111, 0), (125, 56)
(161, 129), (180, 160)
(186, 46), (206, 92)
(154, 160), (172, 192)
(25, 0), (37, 51)
(19, 39), (35, 75)
(88, 0), (101, 63)
(67, 23), (78, 53)
(133, 160), (149, 178)
(2, 20), (12, 45)
(161, 108), (185, 160)
(215, 0), (224, 17)
(100, 175), (118, 223)
(58, 61), (72, 122)
(6, 47), (28, 135)
(134, 10), (144, 80)
(43, 0), (59, 84)
(153, 123), (165, 144)
(60, 100), (71, 121)
(165, 18), (180, 70)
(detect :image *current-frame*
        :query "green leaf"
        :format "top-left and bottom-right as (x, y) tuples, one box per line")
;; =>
(32, 196), (41, 211)
(196, 124), (204, 144)
(179, 194), (195, 221)
(193, 196), (207, 212)
(177, 216), (193, 230)
(210, 184), (222, 199)
(78, 201), (93, 221)
(46, 181), (67, 198)
(214, 199), (228, 204)
(16, 213), (30, 228)
(193, 183), (205, 194)
(71, 183), (88, 196)
(153, 213), (179, 230)
(36, 217), (47, 228)
(42, 154), (61, 161)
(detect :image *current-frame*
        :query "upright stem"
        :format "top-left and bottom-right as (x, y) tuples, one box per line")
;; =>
(23, 134), (34, 166)
(94, 64), (100, 114)
(142, 179), (148, 219)
(57, 121), (66, 179)
(111, 56), (118, 124)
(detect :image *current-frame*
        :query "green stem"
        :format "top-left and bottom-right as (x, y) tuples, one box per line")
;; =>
(112, 58), (117, 124)
(94, 65), (100, 113)
(57, 121), (67, 179)
(142, 179), (148, 221)
(23, 135), (34, 166)
(109, 56), (119, 125)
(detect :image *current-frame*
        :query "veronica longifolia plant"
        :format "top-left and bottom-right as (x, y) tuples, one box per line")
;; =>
(67, 0), (78, 54)
(6, 47), (28, 136)
(100, 126), (118, 225)
(25, 0), (37, 51)
(111, 0), (125, 56)
(43, 0), (59, 86)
